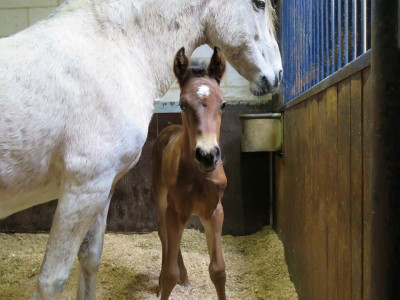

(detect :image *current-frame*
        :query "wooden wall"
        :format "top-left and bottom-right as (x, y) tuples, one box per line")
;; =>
(275, 66), (372, 300)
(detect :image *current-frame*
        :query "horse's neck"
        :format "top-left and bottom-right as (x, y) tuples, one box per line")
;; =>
(92, 0), (210, 97)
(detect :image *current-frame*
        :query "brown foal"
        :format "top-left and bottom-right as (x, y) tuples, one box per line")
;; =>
(152, 47), (227, 300)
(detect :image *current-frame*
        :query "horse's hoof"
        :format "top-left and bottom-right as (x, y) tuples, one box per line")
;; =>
(180, 280), (191, 289)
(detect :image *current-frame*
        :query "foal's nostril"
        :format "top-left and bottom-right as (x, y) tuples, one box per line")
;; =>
(212, 146), (221, 161)
(195, 147), (204, 162)
(278, 70), (283, 82)
(195, 147), (220, 168)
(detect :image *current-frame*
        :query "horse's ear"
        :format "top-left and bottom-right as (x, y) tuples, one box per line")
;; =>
(207, 47), (226, 85)
(174, 47), (189, 84)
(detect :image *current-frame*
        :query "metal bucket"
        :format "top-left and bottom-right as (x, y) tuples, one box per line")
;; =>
(240, 113), (282, 152)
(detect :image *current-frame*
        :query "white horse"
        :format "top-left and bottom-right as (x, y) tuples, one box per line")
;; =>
(0, 0), (282, 299)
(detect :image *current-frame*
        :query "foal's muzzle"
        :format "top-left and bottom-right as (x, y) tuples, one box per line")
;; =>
(195, 146), (221, 172)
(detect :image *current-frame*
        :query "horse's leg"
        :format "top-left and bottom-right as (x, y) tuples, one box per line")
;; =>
(159, 205), (188, 300)
(34, 176), (113, 300)
(200, 202), (226, 300)
(76, 193), (112, 300)
(177, 248), (190, 287)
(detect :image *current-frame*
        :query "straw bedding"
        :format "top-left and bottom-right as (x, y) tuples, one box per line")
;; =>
(0, 227), (297, 299)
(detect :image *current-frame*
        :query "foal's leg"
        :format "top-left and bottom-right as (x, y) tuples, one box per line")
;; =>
(157, 210), (167, 297)
(34, 176), (113, 300)
(156, 192), (190, 297)
(200, 202), (226, 300)
(177, 249), (190, 287)
(159, 205), (189, 300)
(158, 217), (190, 292)
(76, 193), (112, 300)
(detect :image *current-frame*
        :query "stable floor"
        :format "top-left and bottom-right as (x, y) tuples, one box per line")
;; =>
(0, 227), (297, 299)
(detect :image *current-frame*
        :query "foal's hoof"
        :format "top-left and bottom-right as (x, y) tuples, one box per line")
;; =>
(179, 279), (191, 289)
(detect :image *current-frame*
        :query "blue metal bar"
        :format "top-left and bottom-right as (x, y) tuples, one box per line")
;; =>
(320, 0), (324, 80)
(280, 0), (371, 103)
(360, 0), (366, 54)
(344, 0), (349, 64)
(308, 0), (312, 89)
(337, 0), (342, 69)
(312, 0), (316, 87)
(352, 0), (357, 60)
(316, 0), (320, 82)
(325, 0), (329, 77)
(366, 0), (371, 50)
(331, 0), (336, 73)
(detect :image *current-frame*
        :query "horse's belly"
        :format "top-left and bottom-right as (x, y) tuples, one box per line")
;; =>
(0, 180), (59, 219)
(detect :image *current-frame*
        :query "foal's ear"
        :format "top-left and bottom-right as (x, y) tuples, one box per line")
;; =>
(174, 47), (189, 84)
(207, 47), (226, 85)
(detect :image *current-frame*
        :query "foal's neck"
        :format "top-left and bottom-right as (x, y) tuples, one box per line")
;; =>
(93, 0), (211, 97)
(180, 117), (195, 163)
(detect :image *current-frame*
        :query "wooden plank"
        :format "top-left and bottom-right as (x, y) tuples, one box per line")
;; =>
(326, 85), (339, 300)
(275, 112), (285, 232)
(303, 100), (312, 300)
(350, 72), (363, 300)
(309, 96), (319, 299)
(296, 102), (308, 299)
(284, 108), (295, 285)
(362, 67), (372, 300)
(291, 105), (303, 297)
(316, 91), (328, 300)
(337, 77), (352, 300)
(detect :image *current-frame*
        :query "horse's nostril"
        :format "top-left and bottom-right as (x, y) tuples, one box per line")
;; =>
(278, 70), (283, 82)
(261, 76), (272, 91)
(261, 75), (267, 83)
(213, 147), (221, 160)
(195, 147), (204, 162)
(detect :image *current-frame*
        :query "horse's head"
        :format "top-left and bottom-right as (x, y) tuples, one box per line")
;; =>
(174, 47), (226, 173)
(205, 0), (282, 96)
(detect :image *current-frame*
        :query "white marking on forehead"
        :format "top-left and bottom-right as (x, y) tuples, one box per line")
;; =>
(197, 85), (210, 98)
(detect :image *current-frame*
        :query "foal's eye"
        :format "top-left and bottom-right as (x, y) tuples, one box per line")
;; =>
(221, 102), (227, 110)
(180, 103), (187, 111)
(253, 0), (266, 10)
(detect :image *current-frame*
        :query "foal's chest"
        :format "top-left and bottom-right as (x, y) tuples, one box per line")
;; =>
(172, 172), (226, 218)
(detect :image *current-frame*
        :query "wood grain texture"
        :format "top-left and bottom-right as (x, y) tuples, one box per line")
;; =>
(309, 96), (319, 300)
(362, 67), (372, 300)
(276, 67), (371, 300)
(326, 86), (338, 300)
(317, 91), (328, 300)
(337, 77), (352, 300)
(350, 72), (363, 300)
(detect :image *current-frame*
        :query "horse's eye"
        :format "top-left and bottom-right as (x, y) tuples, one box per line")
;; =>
(221, 102), (227, 110)
(253, 0), (266, 10)
(180, 104), (187, 111)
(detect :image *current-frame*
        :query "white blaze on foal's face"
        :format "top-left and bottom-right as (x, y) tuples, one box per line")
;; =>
(196, 85), (217, 151)
(196, 133), (218, 154)
(197, 85), (210, 98)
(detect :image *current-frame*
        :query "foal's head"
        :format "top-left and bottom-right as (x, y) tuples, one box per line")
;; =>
(174, 47), (226, 173)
